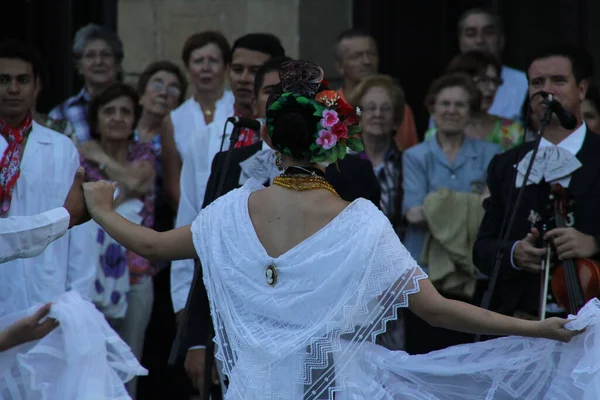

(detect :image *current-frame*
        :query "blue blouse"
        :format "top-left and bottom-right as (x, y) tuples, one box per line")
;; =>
(401, 136), (500, 269)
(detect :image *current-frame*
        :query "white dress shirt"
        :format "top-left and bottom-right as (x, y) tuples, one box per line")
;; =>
(0, 207), (69, 263)
(170, 120), (233, 313)
(510, 123), (587, 269)
(488, 66), (529, 121)
(0, 122), (94, 316)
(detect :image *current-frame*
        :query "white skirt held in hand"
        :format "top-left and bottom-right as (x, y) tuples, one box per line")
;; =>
(0, 291), (147, 400)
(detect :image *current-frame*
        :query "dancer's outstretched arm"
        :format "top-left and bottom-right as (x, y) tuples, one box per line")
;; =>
(408, 278), (583, 343)
(83, 181), (196, 261)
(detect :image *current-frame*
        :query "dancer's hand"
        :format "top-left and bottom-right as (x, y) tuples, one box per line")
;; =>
(0, 303), (58, 351)
(537, 317), (585, 343)
(83, 181), (117, 218)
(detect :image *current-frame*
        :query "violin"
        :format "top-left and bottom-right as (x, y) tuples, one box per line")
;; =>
(544, 184), (600, 316)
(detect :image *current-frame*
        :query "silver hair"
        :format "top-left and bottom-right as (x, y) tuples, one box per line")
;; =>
(72, 23), (124, 61)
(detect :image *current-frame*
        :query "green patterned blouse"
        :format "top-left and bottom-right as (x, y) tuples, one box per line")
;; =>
(425, 116), (524, 151)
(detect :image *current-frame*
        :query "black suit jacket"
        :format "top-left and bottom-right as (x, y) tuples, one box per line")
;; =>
(182, 142), (381, 350)
(473, 130), (600, 316)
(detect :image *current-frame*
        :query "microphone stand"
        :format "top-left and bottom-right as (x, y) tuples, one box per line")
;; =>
(168, 123), (244, 400)
(475, 96), (553, 342)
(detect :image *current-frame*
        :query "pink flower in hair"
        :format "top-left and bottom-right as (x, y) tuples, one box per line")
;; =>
(316, 129), (338, 149)
(320, 110), (339, 128)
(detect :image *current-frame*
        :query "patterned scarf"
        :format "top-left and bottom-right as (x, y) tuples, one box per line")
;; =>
(0, 112), (33, 215)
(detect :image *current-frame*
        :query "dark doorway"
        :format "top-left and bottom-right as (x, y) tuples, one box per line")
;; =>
(0, 0), (118, 113)
(354, 0), (593, 137)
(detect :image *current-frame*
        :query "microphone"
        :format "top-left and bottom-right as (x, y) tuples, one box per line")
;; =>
(538, 92), (578, 130)
(226, 116), (264, 131)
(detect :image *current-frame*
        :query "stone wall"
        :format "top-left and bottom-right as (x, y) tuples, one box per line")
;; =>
(117, 0), (351, 87)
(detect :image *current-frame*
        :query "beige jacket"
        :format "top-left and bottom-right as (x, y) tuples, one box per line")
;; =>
(421, 188), (485, 299)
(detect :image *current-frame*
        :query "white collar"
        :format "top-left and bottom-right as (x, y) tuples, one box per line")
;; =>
(261, 140), (271, 152)
(539, 123), (586, 155)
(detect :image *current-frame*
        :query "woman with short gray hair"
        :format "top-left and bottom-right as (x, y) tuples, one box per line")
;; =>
(49, 24), (123, 143)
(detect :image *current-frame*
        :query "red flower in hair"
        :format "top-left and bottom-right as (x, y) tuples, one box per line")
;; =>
(332, 122), (348, 139)
(336, 99), (355, 116)
(344, 115), (360, 126)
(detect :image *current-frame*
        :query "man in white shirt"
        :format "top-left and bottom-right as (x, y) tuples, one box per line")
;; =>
(170, 36), (285, 397)
(1, 167), (89, 263)
(171, 34), (286, 318)
(457, 8), (528, 121)
(0, 40), (94, 317)
(0, 167), (88, 352)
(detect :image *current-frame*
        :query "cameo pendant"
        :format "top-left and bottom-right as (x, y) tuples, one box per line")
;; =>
(266, 264), (278, 287)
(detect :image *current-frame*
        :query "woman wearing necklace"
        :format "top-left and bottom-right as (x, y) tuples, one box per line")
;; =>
(160, 31), (234, 209)
(82, 61), (598, 399)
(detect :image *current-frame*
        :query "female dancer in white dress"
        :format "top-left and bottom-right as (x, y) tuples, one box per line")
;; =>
(82, 61), (600, 399)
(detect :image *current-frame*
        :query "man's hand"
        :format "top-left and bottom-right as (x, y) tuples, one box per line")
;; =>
(63, 167), (90, 228)
(0, 303), (58, 351)
(184, 347), (206, 392)
(514, 228), (546, 272)
(544, 227), (598, 260)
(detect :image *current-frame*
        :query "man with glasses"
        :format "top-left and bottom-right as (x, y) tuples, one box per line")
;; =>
(457, 8), (528, 121)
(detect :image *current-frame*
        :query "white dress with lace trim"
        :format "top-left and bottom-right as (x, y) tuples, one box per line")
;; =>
(0, 291), (147, 400)
(191, 179), (600, 400)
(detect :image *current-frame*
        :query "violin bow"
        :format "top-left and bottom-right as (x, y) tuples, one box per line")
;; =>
(539, 224), (552, 320)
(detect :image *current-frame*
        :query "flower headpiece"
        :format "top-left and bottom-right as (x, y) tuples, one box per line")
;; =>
(266, 60), (363, 164)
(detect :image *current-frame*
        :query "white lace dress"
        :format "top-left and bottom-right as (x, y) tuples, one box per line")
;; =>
(191, 179), (600, 400)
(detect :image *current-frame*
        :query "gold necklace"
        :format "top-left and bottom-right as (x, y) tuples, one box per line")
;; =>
(273, 174), (340, 198)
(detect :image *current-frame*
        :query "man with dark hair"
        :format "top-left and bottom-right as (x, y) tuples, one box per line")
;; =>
(0, 39), (93, 316)
(175, 55), (381, 397)
(457, 8), (527, 121)
(171, 34), (287, 320)
(474, 44), (600, 320)
(334, 29), (418, 151)
(170, 35), (287, 397)
(229, 33), (285, 148)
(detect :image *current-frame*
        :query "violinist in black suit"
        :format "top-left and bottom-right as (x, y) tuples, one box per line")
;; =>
(473, 44), (600, 320)
(178, 56), (381, 398)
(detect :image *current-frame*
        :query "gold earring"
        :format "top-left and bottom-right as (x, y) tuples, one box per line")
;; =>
(275, 151), (284, 170)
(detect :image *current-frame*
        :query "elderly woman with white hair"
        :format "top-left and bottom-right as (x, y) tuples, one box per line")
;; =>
(49, 24), (123, 143)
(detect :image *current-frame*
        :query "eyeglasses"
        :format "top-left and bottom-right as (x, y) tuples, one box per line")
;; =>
(473, 75), (504, 87)
(149, 80), (181, 98)
(82, 51), (115, 62)
(359, 103), (393, 115)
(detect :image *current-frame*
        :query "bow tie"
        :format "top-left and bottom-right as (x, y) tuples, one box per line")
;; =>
(239, 148), (281, 186)
(515, 145), (582, 188)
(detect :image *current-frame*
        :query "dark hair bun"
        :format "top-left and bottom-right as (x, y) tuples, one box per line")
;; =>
(270, 106), (319, 159)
